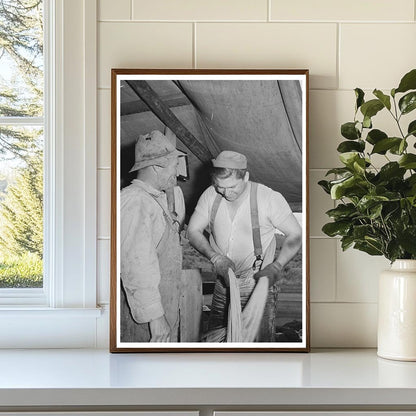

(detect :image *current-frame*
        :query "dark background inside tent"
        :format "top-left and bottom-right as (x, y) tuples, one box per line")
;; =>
(119, 79), (303, 217)
(119, 78), (304, 341)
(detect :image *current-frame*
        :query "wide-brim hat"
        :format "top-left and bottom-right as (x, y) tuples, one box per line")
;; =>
(129, 130), (186, 172)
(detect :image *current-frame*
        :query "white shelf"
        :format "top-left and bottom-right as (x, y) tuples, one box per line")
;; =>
(0, 348), (415, 408)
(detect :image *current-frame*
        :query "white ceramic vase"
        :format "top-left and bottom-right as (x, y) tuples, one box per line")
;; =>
(378, 259), (416, 361)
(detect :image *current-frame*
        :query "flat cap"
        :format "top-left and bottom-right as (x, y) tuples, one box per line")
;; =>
(212, 150), (247, 169)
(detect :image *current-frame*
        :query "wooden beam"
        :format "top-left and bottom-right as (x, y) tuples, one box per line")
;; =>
(126, 80), (212, 163)
(121, 95), (191, 116)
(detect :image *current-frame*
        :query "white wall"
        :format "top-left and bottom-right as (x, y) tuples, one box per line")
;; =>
(96, 0), (416, 348)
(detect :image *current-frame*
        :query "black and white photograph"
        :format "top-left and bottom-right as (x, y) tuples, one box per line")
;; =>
(110, 69), (309, 352)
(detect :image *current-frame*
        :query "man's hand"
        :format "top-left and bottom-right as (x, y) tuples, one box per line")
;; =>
(149, 315), (171, 342)
(253, 262), (283, 288)
(211, 254), (236, 287)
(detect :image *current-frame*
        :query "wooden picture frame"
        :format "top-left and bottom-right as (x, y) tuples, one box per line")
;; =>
(110, 69), (310, 352)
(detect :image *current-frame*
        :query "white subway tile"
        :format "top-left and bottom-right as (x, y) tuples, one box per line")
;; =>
(309, 170), (334, 237)
(309, 90), (352, 169)
(98, 22), (193, 89)
(98, 89), (111, 168)
(311, 302), (377, 347)
(340, 24), (416, 90)
(196, 23), (337, 89)
(310, 239), (336, 302)
(271, 0), (414, 22)
(96, 305), (110, 349)
(98, 0), (131, 21)
(132, 0), (267, 21)
(336, 244), (390, 302)
(97, 239), (110, 304)
(98, 169), (111, 238)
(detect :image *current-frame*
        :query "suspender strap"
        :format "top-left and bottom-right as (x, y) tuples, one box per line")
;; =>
(149, 193), (177, 233)
(210, 193), (223, 235)
(165, 187), (176, 216)
(250, 182), (263, 260)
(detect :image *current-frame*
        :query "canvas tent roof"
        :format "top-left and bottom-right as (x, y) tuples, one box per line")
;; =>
(120, 79), (303, 213)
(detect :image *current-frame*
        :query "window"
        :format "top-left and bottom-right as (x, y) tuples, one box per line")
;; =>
(0, 0), (45, 292)
(0, 0), (100, 347)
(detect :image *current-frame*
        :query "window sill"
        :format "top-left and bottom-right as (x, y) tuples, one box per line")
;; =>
(0, 307), (103, 348)
(0, 306), (101, 316)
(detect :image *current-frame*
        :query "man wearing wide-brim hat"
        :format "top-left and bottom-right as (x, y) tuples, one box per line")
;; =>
(188, 150), (302, 342)
(120, 129), (186, 342)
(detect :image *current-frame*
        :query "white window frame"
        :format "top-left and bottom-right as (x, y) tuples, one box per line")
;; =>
(0, 0), (100, 348)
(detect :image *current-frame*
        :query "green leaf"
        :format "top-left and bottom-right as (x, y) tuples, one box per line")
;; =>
(355, 88), (365, 111)
(330, 176), (358, 199)
(399, 139), (407, 154)
(399, 154), (416, 169)
(389, 139), (408, 155)
(371, 137), (402, 154)
(395, 69), (416, 94)
(325, 167), (352, 176)
(369, 203), (383, 220)
(363, 115), (372, 129)
(398, 227), (416, 255)
(386, 240), (403, 263)
(399, 92), (416, 115)
(407, 120), (416, 138)
(322, 221), (351, 237)
(337, 140), (365, 153)
(318, 180), (331, 194)
(366, 129), (387, 145)
(354, 241), (383, 256)
(341, 122), (361, 140)
(339, 152), (360, 167)
(353, 158), (366, 174)
(378, 162), (406, 181)
(341, 235), (355, 251)
(373, 89), (391, 110)
(353, 224), (373, 240)
(326, 203), (357, 220)
(357, 195), (389, 211)
(360, 99), (384, 119)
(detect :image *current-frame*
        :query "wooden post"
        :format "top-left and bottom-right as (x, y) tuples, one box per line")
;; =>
(180, 269), (203, 342)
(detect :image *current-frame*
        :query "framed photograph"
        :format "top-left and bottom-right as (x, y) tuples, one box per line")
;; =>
(110, 69), (310, 352)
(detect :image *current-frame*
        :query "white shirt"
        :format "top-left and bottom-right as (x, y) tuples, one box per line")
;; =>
(192, 182), (292, 275)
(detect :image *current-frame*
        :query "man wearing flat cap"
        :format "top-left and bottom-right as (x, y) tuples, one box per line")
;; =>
(120, 129), (186, 342)
(188, 150), (302, 341)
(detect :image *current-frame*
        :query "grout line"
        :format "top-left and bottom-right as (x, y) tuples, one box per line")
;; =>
(193, 22), (197, 69)
(333, 230), (338, 301)
(311, 301), (378, 305)
(336, 23), (340, 90)
(98, 236), (111, 240)
(130, 0), (133, 20)
(98, 167), (111, 171)
(98, 19), (415, 24)
(267, 0), (271, 22)
(309, 236), (339, 239)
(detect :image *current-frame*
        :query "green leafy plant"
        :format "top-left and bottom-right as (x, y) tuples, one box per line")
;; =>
(319, 69), (416, 262)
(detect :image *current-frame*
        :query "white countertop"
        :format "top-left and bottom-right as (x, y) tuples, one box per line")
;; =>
(0, 348), (416, 407)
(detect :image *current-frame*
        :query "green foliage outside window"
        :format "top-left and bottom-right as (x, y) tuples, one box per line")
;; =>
(0, 0), (44, 288)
